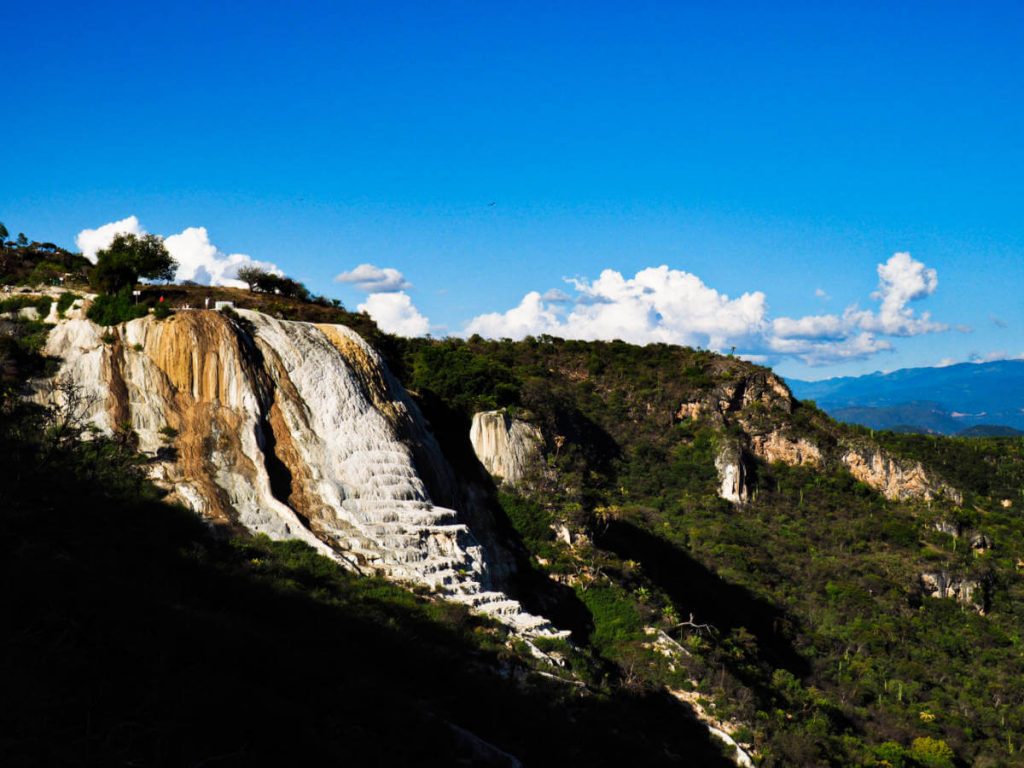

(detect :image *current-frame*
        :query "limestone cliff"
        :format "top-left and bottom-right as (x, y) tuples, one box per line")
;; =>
(714, 443), (750, 504)
(674, 368), (959, 505)
(469, 409), (544, 488)
(38, 310), (560, 636)
(840, 445), (962, 503)
(919, 571), (989, 613)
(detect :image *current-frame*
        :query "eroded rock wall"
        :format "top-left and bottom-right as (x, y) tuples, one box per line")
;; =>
(675, 369), (958, 506)
(38, 311), (560, 636)
(469, 410), (544, 488)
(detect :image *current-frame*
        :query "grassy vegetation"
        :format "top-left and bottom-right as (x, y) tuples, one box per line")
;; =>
(6, 228), (1024, 764)
(0, 315), (733, 766)
(390, 334), (1024, 767)
(0, 236), (91, 287)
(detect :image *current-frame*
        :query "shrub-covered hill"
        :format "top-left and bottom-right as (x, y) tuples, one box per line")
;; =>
(0, 331), (734, 766)
(0, 236), (92, 287)
(387, 334), (1024, 767)
(6, 256), (1024, 765)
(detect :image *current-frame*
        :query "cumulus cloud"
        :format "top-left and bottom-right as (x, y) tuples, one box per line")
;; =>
(541, 288), (573, 303)
(335, 263), (412, 292)
(467, 266), (767, 349)
(465, 253), (950, 367)
(969, 350), (1024, 364)
(76, 217), (284, 287)
(466, 291), (563, 339)
(76, 216), (145, 263)
(771, 314), (845, 340)
(164, 227), (282, 287)
(867, 252), (944, 335)
(358, 292), (430, 336)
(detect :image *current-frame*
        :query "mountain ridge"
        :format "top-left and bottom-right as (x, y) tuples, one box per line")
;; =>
(787, 359), (1024, 433)
(5, 278), (1024, 766)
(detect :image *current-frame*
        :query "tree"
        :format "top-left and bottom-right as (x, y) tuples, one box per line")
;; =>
(92, 233), (176, 294)
(236, 265), (268, 291)
(0, 222), (8, 247)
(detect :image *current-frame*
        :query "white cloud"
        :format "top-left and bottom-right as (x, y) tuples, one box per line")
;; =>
(335, 263), (412, 292)
(465, 253), (950, 367)
(814, 288), (831, 300)
(866, 252), (945, 335)
(75, 215), (145, 263)
(541, 288), (572, 303)
(766, 331), (893, 366)
(164, 226), (283, 287)
(467, 266), (767, 349)
(772, 314), (845, 340)
(969, 350), (1024, 364)
(466, 291), (563, 339)
(358, 292), (430, 336)
(76, 217), (283, 287)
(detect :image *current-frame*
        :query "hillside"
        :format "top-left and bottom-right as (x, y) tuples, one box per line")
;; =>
(0, 299), (735, 766)
(5, 268), (1024, 766)
(788, 361), (1024, 434)
(386, 335), (1024, 766)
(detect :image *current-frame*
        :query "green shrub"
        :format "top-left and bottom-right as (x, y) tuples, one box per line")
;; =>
(57, 292), (81, 317)
(28, 260), (64, 285)
(87, 288), (149, 326)
(498, 492), (553, 546)
(0, 295), (51, 316)
(158, 425), (179, 441)
(871, 741), (908, 767)
(908, 737), (955, 768)
(579, 583), (643, 652)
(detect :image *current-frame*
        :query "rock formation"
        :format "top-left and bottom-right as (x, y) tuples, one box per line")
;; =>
(840, 446), (961, 503)
(676, 367), (960, 506)
(38, 310), (562, 636)
(469, 409), (544, 487)
(919, 571), (988, 613)
(749, 432), (822, 467)
(714, 443), (750, 504)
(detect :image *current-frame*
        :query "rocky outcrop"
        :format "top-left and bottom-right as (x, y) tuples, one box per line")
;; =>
(749, 432), (822, 467)
(38, 311), (563, 637)
(920, 571), (989, 613)
(469, 410), (543, 487)
(841, 446), (962, 504)
(717, 370), (793, 418)
(714, 443), (750, 504)
(678, 367), (960, 506)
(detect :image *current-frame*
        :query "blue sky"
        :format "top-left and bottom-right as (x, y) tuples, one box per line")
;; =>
(3, 1), (1022, 379)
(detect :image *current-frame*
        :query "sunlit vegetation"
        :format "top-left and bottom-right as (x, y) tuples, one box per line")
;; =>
(394, 334), (1024, 766)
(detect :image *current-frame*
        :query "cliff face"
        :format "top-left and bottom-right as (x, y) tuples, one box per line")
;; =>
(673, 368), (959, 505)
(39, 311), (560, 636)
(469, 410), (544, 488)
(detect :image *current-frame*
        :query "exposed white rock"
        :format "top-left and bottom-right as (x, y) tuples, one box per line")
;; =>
(749, 432), (822, 467)
(36, 310), (563, 637)
(470, 410), (544, 487)
(842, 447), (961, 504)
(715, 444), (749, 504)
(920, 571), (986, 612)
(669, 688), (755, 768)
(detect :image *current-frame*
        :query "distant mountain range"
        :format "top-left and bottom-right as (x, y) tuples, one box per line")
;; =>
(787, 360), (1024, 435)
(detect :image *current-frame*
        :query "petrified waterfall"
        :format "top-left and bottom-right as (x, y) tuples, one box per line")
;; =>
(39, 310), (560, 636)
